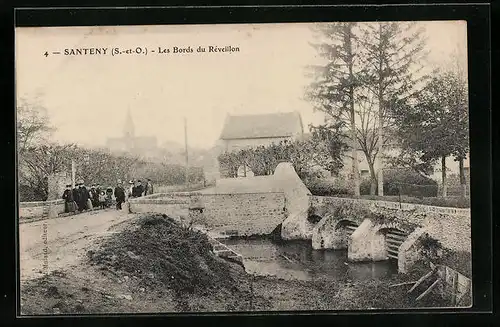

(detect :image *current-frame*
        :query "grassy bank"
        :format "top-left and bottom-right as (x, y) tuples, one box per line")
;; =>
(20, 214), (458, 314)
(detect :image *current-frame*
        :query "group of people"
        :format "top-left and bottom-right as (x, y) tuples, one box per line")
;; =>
(113, 179), (154, 210)
(62, 178), (154, 213)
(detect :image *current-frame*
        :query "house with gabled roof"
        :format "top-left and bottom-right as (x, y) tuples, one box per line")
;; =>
(218, 111), (305, 153)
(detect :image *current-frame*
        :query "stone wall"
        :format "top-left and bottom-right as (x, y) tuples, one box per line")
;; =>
(129, 192), (196, 224)
(19, 199), (65, 220)
(129, 191), (286, 236)
(421, 212), (471, 253)
(198, 192), (286, 236)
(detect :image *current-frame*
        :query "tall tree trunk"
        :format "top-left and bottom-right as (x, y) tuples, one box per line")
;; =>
(441, 156), (447, 197)
(347, 26), (360, 196)
(368, 160), (377, 196)
(459, 158), (466, 197)
(350, 132), (360, 196)
(377, 124), (384, 196)
(377, 23), (385, 196)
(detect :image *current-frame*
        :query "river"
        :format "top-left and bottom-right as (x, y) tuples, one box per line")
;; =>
(221, 238), (398, 282)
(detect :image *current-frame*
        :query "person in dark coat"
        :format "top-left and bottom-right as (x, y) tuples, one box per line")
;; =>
(132, 180), (145, 197)
(105, 187), (113, 207)
(90, 184), (99, 208)
(78, 182), (90, 212)
(127, 180), (135, 199)
(96, 184), (102, 199)
(144, 178), (154, 195)
(62, 184), (75, 213)
(114, 181), (126, 210)
(72, 184), (81, 211)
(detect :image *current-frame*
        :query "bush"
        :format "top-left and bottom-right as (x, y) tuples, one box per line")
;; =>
(360, 178), (374, 195)
(359, 169), (438, 197)
(304, 178), (353, 196)
(383, 168), (438, 198)
(436, 249), (472, 277)
(18, 184), (47, 202)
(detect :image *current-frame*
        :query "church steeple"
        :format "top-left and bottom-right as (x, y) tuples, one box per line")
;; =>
(124, 108), (135, 138)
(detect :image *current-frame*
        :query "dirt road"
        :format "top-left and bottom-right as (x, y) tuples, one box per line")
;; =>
(19, 208), (136, 281)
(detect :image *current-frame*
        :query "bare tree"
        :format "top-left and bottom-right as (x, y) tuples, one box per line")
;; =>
(16, 97), (54, 153)
(19, 143), (75, 200)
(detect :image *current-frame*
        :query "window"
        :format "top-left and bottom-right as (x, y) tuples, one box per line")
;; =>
(360, 169), (369, 177)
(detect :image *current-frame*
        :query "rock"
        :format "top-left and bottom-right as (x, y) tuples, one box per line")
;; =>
(53, 307), (61, 314)
(124, 276), (129, 282)
(139, 288), (145, 292)
(76, 300), (83, 304)
(117, 294), (132, 301)
(126, 251), (141, 260)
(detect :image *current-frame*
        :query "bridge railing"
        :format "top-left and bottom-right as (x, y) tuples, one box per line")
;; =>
(310, 195), (470, 217)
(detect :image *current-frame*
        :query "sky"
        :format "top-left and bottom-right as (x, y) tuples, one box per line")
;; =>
(15, 21), (467, 149)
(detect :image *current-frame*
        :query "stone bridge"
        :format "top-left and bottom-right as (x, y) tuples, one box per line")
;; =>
(308, 196), (471, 273)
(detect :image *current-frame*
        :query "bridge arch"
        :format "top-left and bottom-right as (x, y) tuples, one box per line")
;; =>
(312, 215), (360, 250)
(375, 226), (409, 261)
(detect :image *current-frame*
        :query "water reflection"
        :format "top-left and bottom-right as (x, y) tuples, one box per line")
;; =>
(222, 238), (398, 281)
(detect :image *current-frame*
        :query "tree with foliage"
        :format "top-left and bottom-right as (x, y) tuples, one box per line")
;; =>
(359, 22), (429, 195)
(306, 22), (363, 196)
(309, 122), (349, 176)
(447, 50), (469, 197)
(217, 151), (241, 178)
(352, 89), (382, 195)
(245, 145), (276, 176)
(392, 69), (468, 197)
(216, 135), (347, 181)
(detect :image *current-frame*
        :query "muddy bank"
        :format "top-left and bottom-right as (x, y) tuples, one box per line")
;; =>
(21, 264), (450, 314)
(20, 214), (454, 315)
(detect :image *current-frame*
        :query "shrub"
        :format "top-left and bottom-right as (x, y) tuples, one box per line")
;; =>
(419, 235), (443, 262)
(416, 196), (470, 208)
(304, 178), (353, 196)
(359, 169), (438, 197)
(383, 168), (438, 198)
(360, 178), (374, 195)
(436, 249), (472, 277)
(18, 183), (47, 202)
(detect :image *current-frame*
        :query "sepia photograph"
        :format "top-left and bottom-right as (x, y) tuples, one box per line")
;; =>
(16, 20), (472, 315)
